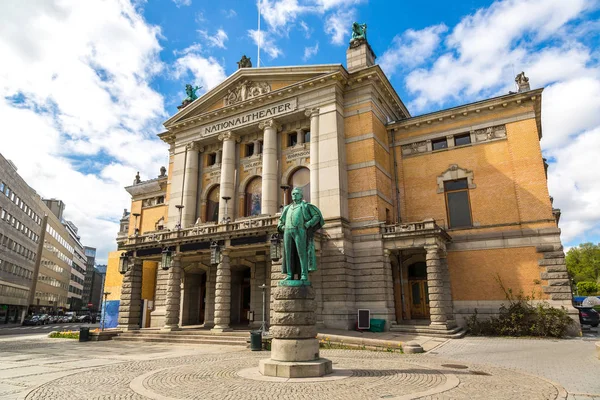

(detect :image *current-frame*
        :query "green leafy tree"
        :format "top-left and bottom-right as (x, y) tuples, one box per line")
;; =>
(577, 281), (599, 296)
(566, 243), (600, 284)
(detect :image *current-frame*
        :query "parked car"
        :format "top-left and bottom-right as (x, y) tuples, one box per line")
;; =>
(576, 306), (599, 327)
(37, 314), (50, 325)
(78, 315), (91, 323)
(22, 315), (42, 326)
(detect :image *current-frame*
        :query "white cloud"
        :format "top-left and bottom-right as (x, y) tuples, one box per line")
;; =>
(0, 0), (168, 264)
(404, 0), (591, 111)
(198, 29), (228, 49)
(259, 0), (310, 32)
(222, 9), (237, 18)
(303, 42), (319, 60)
(248, 29), (283, 59)
(324, 8), (356, 45)
(299, 21), (312, 38)
(379, 24), (447, 78)
(172, 0), (191, 7)
(172, 44), (227, 90)
(313, 0), (365, 10)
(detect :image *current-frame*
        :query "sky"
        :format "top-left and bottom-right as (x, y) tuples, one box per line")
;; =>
(1, 0), (599, 264)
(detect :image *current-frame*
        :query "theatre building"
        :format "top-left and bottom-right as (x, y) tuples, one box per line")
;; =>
(105, 35), (578, 335)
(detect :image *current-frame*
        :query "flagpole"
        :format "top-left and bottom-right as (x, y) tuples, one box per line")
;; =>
(257, 0), (261, 68)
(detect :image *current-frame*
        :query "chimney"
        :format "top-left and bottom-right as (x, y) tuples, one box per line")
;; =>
(346, 23), (376, 73)
(515, 71), (530, 92)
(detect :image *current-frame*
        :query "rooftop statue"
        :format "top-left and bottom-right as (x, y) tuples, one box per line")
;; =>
(184, 84), (201, 102)
(237, 55), (252, 69)
(351, 22), (367, 42)
(277, 187), (324, 284)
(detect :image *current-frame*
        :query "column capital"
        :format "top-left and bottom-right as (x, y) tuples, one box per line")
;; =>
(258, 118), (281, 132)
(424, 244), (439, 254)
(304, 108), (319, 119)
(217, 131), (240, 142)
(186, 141), (203, 151)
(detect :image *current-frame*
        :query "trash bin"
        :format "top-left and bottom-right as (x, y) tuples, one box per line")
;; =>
(250, 330), (262, 351)
(79, 326), (90, 342)
(369, 319), (386, 333)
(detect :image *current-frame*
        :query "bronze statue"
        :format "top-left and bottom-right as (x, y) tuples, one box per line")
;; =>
(351, 22), (367, 41)
(184, 84), (201, 102)
(237, 55), (252, 69)
(277, 188), (324, 282)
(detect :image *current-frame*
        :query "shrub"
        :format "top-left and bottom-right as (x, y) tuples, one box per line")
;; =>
(49, 330), (79, 339)
(577, 281), (599, 296)
(466, 275), (574, 338)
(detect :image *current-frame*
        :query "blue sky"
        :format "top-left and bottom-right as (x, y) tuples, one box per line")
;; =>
(1, 0), (599, 263)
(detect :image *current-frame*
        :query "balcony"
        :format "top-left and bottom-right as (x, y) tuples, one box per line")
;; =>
(117, 215), (280, 251)
(382, 219), (451, 249)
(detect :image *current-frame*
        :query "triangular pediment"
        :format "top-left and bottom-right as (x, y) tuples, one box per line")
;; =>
(164, 64), (343, 128)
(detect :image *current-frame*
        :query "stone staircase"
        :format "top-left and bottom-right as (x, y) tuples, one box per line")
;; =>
(389, 323), (466, 339)
(113, 329), (251, 346)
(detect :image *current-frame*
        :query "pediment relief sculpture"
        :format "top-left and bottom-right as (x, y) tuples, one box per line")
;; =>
(224, 80), (271, 106)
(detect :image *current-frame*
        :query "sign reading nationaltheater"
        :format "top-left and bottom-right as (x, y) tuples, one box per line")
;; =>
(203, 98), (298, 136)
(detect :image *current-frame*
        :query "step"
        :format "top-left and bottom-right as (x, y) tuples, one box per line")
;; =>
(113, 336), (248, 346)
(122, 330), (251, 337)
(119, 332), (248, 341)
(390, 325), (466, 339)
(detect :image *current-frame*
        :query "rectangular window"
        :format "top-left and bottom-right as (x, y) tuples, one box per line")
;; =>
(0, 182), (4, 192)
(245, 143), (254, 157)
(432, 138), (448, 150)
(288, 132), (297, 147)
(207, 153), (217, 166)
(454, 133), (471, 146)
(444, 179), (472, 229)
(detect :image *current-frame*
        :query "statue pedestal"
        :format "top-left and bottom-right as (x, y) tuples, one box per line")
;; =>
(259, 284), (332, 378)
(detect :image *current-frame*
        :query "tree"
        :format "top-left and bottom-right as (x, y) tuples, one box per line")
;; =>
(566, 243), (600, 284)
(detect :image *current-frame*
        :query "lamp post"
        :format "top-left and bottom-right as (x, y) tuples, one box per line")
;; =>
(132, 213), (141, 235)
(259, 283), (268, 333)
(101, 291), (111, 331)
(175, 205), (184, 230)
(221, 196), (231, 224)
(118, 252), (130, 275)
(161, 247), (173, 270)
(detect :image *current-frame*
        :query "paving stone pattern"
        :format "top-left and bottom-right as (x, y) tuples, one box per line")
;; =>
(0, 338), (570, 400)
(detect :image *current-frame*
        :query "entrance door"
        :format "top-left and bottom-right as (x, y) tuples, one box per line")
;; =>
(408, 262), (430, 319)
(240, 269), (251, 324)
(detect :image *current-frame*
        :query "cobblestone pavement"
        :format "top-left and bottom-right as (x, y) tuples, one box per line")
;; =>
(0, 337), (574, 400)
(430, 335), (600, 400)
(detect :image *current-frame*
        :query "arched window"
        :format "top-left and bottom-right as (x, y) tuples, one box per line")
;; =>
(287, 167), (310, 204)
(206, 185), (220, 222)
(245, 177), (262, 217)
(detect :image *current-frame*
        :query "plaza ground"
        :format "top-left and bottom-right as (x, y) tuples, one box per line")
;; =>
(0, 327), (598, 400)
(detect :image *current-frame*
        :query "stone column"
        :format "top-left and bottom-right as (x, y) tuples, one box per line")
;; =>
(212, 250), (232, 332)
(204, 265), (216, 328)
(163, 256), (182, 331)
(218, 132), (237, 222)
(296, 129), (305, 145)
(117, 258), (143, 331)
(424, 245), (449, 327)
(253, 140), (261, 154)
(181, 143), (200, 228)
(305, 108), (319, 207)
(258, 119), (280, 215)
(215, 150), (222, 164)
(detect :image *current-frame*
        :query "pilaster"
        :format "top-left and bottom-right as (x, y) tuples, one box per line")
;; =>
(212, 250), (232, 332)
(204, 264), (216, 328)
(117, 258), (143, 331)
(305, 109), (319, 207)
(162, 256), (182, 331)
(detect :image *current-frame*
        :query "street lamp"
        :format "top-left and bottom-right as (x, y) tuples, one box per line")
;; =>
(101, 291), (111, 332)
(210, 240), (221, 266)
(259, 283), (268, 334)
(280, 184), (290, 207)
(175, 205), (185, 230)
(161, 247), (173, 270)
(118, 251), (131, 275)
(221, 196), (231, 224)
(270, 233), (281, 261)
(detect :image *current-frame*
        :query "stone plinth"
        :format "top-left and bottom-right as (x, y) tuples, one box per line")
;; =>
(259, 284), (332, 378)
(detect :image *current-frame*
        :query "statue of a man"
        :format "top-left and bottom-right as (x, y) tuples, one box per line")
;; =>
(277, 188), (324, 282)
